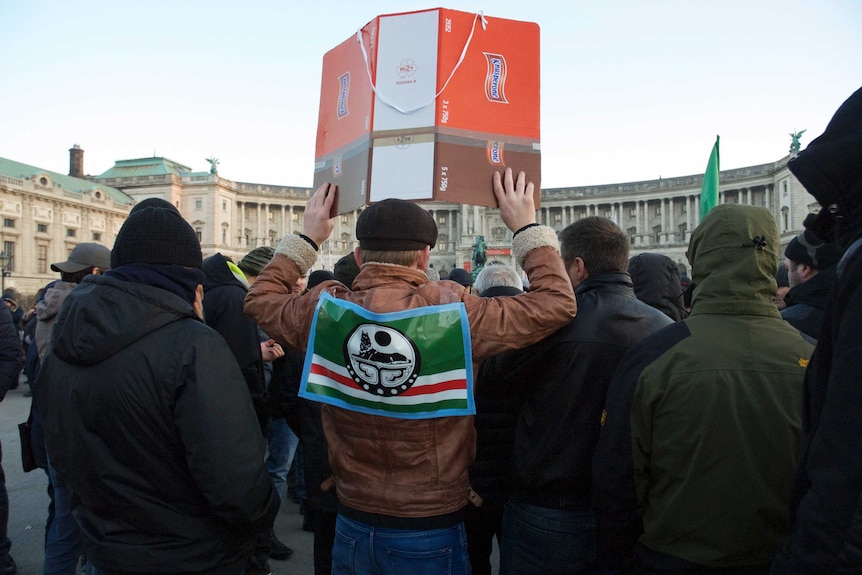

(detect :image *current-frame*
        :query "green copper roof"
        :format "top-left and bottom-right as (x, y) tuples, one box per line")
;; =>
(97, 157), (207, 178)
(0, 156), (134, 205)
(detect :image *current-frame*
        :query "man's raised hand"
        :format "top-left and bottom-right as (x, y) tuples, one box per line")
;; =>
(493, 168), (537, 233)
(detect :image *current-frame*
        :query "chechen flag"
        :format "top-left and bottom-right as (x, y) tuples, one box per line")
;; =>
(300, 292), (475, 419)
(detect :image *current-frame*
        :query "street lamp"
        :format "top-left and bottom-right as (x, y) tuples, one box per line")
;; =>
(0, 252), (9, 295)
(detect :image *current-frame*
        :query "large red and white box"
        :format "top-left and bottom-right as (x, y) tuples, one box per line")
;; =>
(314, 8), (541, 213)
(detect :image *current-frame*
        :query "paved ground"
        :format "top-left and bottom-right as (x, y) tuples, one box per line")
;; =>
(2, 380), (314, 575)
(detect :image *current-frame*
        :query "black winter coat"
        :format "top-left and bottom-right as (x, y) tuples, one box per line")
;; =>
(780, 265), (836, 340)
(0, 305), (22, 400)
(35, 274), (279, 574)
(203, 253), (269, 431)
(492, 272), (672, 508)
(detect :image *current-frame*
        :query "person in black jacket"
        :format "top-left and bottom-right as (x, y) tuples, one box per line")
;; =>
(202, 252), (271, 432)
(497, 217), (672, 575)
(771, 86), (862, 573)
(35, 199), (279, 575)
(627, 252), (686, 321)
(465, 264), (526, 575)
(0, 304), (23, 575)
(780, 225), (842, 340)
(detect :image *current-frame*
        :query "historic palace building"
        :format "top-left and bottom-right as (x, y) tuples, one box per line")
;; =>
(0, 145), (817, 295)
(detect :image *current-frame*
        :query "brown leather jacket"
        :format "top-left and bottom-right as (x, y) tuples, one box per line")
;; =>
(245, 226), (576, 519)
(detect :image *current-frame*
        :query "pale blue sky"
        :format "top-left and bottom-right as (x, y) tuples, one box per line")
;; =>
(1, 0), (859, 188)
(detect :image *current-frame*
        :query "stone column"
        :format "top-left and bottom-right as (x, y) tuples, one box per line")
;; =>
(695, 196), (700, 226)
(668, 197), (675, 241)
(473, 205), (481, 237)
(447, 209), (454, 252)
(686, 196), (691, 231)
(746, 187), (752, 205)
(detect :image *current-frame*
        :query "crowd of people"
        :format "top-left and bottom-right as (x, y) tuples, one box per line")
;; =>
(0, 87), (858, 575)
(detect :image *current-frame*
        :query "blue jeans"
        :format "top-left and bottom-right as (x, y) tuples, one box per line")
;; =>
(500, 499), (595, 575)
(332, 514), (471, 575)
(266, 417), (299, 501)
(43, 458), (83, 575)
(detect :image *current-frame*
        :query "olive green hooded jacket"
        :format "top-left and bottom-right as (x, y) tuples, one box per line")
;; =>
(594, 204), (814, 570)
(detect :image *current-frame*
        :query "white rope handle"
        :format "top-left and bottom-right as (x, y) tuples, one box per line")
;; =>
(356, 11), (488, 115)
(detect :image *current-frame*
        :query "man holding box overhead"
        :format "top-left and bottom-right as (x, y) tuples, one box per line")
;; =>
(245, 168), (577, 575)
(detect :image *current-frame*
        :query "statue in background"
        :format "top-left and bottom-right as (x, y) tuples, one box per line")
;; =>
(789, 130), (806, 155)
(206, 156), (220, 175)
(472, 235), (487, 278)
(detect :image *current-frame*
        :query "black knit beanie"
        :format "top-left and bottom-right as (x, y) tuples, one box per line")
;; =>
(111, 204), (203, 269)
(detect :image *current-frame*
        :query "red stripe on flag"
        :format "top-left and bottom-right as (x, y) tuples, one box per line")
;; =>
(310, 362), (466, 397)
(310, 363), (362, 389)
(400, 379), (467, 397)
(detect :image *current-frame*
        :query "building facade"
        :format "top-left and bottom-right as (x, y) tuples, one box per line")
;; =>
(0, 151), (134, 296)
(0, 146), (818, 296)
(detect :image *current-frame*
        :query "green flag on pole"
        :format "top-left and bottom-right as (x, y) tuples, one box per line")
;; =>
(700, 135), (720, 220)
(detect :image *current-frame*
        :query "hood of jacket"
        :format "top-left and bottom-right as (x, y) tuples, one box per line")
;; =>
(628, 253), (684, 321)
(789, 86), (862, 249)
(35, 280), (77, 323)
(687, 203), (781, 316)
(50, 274), (200, 366)
(203, 252), (249, 292)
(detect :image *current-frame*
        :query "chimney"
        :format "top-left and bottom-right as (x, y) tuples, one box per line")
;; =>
(69, 144), (84, 178)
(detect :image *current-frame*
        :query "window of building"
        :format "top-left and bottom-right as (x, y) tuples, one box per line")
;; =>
(3, 219), (14, 229)
(341, 215), (349, 225)
(292, 212), (300, 222)
(222, 200), (227, 211)
(3, 241), (15, 272)
(195, 199), (203, 210)
(554, 213), (562, 222)
(654, 206), (661, 216)
(39, 177), (48, 186)
(222, 228), (227, 244)
(37, 245), (48, 274)
(66, 228), (76, 238)
(629, 208), (636, 218)
(195, 227), (202, 242)
(627, 227), (637, 244)
(653, 225), (662, 243)
(37, 223), (48, 233)
(437, 215), (447, 225)
(92, 232), (101, 242)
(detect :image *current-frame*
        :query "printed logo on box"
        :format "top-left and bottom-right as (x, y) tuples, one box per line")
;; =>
(486, 141), (506, 166)
(483, 53), (509, 104)
(395, 135), (414, 150)
(333, 155), (343, 177)
(396, 59), (417, 86)
(337, 72), (350, 119)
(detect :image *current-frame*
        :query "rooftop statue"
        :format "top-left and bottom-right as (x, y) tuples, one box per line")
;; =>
(789, 130), (806, 155)
(206, 156), (220, 175)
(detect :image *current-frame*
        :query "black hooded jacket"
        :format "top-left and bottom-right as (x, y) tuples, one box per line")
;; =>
(772, 86), (862, 573)
(203, 253), (269, 431)
(628, 253), (685, 321)
(35, 274), (279, 574)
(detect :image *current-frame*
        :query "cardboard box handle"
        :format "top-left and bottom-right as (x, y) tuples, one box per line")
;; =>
(356, 11), (488, 115)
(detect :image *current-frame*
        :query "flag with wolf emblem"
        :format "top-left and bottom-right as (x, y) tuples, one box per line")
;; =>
(300, 292), (474, 419)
